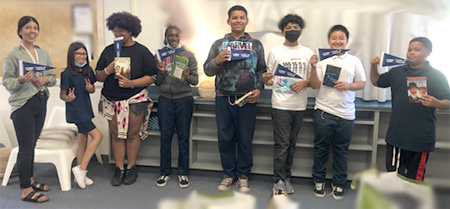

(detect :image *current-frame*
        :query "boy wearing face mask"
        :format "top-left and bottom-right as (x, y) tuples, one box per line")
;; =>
(262, 14), (313, 194)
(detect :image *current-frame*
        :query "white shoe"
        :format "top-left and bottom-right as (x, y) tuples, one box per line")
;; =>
(74, 176), (94, 185)
(72, 166), (87, 189)
(237, 176), (250, 193)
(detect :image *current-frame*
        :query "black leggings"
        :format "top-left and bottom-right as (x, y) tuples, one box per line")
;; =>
(11, 92), (48, 188)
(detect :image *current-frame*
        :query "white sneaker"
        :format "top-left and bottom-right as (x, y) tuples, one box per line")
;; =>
(72, 166), (87, 189)
(237, 176), (250, 193)
(218, 175), (234, 191)
(74, 176), (94, 185)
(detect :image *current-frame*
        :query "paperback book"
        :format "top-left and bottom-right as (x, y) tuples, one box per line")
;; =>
(322, 64), (341, 87)
(19, 60), (55, 76)
(235, 91), (254, 107)
(114, 57), (131, 79)
(274, 64), (302, 94)
(407, 77), (426, 103)
(171, 55), (189, 80)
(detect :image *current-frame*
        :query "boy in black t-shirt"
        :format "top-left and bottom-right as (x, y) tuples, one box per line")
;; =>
(370, 37), (450, 181)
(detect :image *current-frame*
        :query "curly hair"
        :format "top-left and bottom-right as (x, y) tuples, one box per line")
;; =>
(278, 14), (305, 31)
(106, 12), (142, 37)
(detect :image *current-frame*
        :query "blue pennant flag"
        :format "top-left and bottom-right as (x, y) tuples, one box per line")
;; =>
(228, 48), (254, 61)
(318, 48), (350, 60)
(381, 53), (413, 67)
(19, 60), (55, 76)
(114, 37), (123, 57)
(274, 64), (302, 79)
(156, 48), (182, 61)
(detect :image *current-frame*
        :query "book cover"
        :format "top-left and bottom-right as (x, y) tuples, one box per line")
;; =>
(114, 57), (131, 79)
(407, 77), (426, 103)
(19, 60), (55, 76)
(274, 64), (302, 94)
(322, 64), (341, 87)
(171, 55), (189, 80)
(235, 91), (253, 107)
(114, 37), (123, 57)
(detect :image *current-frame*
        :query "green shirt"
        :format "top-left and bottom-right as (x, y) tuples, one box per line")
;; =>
(2, 44), (56, 113)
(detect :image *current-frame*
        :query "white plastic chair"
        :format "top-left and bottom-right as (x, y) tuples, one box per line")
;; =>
(1, 106), (101, 191)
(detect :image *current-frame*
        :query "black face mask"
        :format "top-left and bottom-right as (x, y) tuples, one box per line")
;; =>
(285, 30), (301, 43)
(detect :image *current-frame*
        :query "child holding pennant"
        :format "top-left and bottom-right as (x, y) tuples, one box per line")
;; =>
(370, 37), (450, 181)
(309, 25), (366, 200)
(262, 14), (313, 194)
(154, 25), (198, 188)
(204, 5), (266, 193)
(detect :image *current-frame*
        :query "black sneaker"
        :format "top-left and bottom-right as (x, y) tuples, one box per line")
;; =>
(156, 175), (171, 187)
(124, 166), (138, 185)
(331, 184), (344, 200)
(111, 167), (125, 186)
(313, 181), (326, 198)
(178, 175), (190, 188)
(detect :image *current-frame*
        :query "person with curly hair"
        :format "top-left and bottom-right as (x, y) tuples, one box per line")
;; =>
(262, 14), (313, 194)
(95, 12), (158, 186)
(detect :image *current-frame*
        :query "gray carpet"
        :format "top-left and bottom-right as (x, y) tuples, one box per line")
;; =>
(0, 157), (361, 209)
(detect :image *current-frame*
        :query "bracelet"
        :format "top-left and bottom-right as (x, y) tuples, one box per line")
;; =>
(104, 68), (110, 75)
(130, 81), (135, 89)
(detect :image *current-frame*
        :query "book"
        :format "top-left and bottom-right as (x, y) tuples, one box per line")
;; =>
(407, 77), (426, 103)
(19, 60), (55, 76)
(235, 91), (254, 107)
(114, 37), (123, 57)
(114, 57), (131, 79)
(171, 55), (189, 80)
(322, 64), (341, 87)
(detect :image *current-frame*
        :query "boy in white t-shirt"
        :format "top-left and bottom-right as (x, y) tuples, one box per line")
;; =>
(309, 25), (366, 200)
(262, 14), (313, 194)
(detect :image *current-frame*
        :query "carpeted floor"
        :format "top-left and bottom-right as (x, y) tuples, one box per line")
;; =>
(0, 157), (363, 209)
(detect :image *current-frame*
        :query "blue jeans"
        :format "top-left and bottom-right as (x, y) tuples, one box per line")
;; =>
(312, 109), (353, 188)
(158, 96), (193, 176)
(216, 96), (256, 178)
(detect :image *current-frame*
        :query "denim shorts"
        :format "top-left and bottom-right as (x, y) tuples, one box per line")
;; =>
(129, 102), (149, 116)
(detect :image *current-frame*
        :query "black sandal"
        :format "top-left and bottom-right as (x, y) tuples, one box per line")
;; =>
(31, 181), (49, 192)
(21, 190), (49, 203)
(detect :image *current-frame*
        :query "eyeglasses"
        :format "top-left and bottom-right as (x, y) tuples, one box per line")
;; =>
(75, 52), (87, 56)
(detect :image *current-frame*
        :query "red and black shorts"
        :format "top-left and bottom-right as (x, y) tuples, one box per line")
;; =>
(385, 143), (429, 181)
